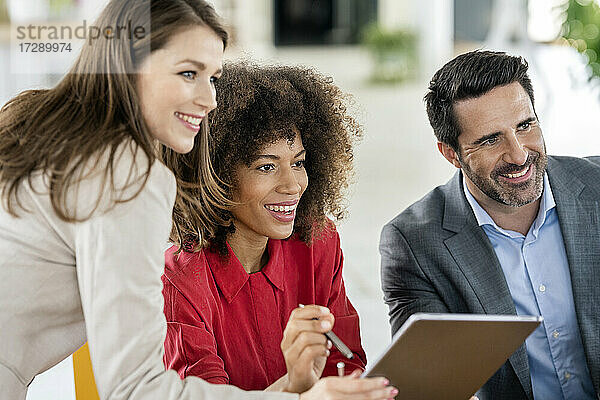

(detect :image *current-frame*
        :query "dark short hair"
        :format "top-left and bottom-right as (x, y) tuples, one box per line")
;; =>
(424, 50), (535, 151)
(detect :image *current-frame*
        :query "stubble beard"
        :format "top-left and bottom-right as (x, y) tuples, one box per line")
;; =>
(460, 152), (548, 207)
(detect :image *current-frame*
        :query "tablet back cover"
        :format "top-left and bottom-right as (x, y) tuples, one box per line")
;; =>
(363, 313), (541, 400)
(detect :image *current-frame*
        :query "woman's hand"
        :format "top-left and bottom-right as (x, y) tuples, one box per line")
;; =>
(299, 370), (398, 400)
(281, 304), (335, 393)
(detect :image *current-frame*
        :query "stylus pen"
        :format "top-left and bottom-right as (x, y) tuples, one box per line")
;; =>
(298, 304), (354, 359)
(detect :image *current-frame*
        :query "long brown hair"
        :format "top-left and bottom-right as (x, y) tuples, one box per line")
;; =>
(0, 0), (228, 223)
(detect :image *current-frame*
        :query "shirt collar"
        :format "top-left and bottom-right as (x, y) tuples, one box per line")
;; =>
(462, 172), (556, 236)
(204, 239), (286, 303)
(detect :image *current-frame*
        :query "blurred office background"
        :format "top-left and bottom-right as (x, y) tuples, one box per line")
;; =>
(1, 0), (599, 398)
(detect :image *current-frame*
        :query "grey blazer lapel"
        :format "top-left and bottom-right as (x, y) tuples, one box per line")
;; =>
(442, 172), (534, 400)
(548, 158), (600, 393)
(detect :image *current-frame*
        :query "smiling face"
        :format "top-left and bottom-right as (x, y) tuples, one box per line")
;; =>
(229, 134), (308, 246)
(439, 81), (548, 208)
(136, 24), (224, 153)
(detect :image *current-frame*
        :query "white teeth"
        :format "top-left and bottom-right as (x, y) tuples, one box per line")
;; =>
(504, 166), (529, 179)
(265, 204), (297, 212)
(175, 112), (202, 126)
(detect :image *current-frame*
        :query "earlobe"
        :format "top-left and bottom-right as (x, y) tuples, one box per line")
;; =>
(437, 142), (462, 169)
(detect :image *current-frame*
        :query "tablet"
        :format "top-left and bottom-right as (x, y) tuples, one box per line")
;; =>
(362, 313), (542, 400)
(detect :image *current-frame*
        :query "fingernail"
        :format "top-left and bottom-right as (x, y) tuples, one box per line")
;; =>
(325, 349), (330, 356)
(320, 306), (330, 315)
(327, 340), (332, 349)
(390, 388), (398, 395)
(381, 378), (389, 386)
(321, 321), (332, 330)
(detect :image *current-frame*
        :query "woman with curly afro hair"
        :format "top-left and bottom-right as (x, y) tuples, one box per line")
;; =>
(162, 61), (387, 396)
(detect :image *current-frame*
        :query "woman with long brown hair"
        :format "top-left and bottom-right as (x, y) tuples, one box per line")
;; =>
(0, 1), (395, 399)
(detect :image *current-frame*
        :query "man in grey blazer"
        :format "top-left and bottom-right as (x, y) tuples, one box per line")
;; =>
(380, 50), (599, 400)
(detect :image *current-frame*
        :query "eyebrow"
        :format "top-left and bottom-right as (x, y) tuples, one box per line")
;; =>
(517, 117), (537, 127)
(472, 132), (501, 146)
(254, 149), (306, 160)
(471, 116), (538, 146)
(176, 59), (222, 75)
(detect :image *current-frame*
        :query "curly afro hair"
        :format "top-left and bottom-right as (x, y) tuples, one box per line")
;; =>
(177, 61), (362, 254)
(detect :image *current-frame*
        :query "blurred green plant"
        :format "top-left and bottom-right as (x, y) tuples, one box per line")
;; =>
(562, 0), (600, 78)
(2, 0), (76, 21)
(49, 0), (76, 17)
(0, 0), (9, 24)
(361, 23), (417, 84)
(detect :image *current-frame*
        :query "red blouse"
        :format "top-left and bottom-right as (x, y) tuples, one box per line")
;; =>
(162, 227), (366, 391)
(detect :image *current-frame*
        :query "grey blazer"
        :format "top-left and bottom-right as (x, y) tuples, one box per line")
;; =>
(380, 155), (600, 400)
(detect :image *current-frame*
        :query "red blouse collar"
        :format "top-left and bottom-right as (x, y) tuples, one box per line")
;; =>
(204, 239), (286, 303)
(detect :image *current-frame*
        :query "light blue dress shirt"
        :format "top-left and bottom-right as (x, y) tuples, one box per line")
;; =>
(463, 174), (595, 400)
